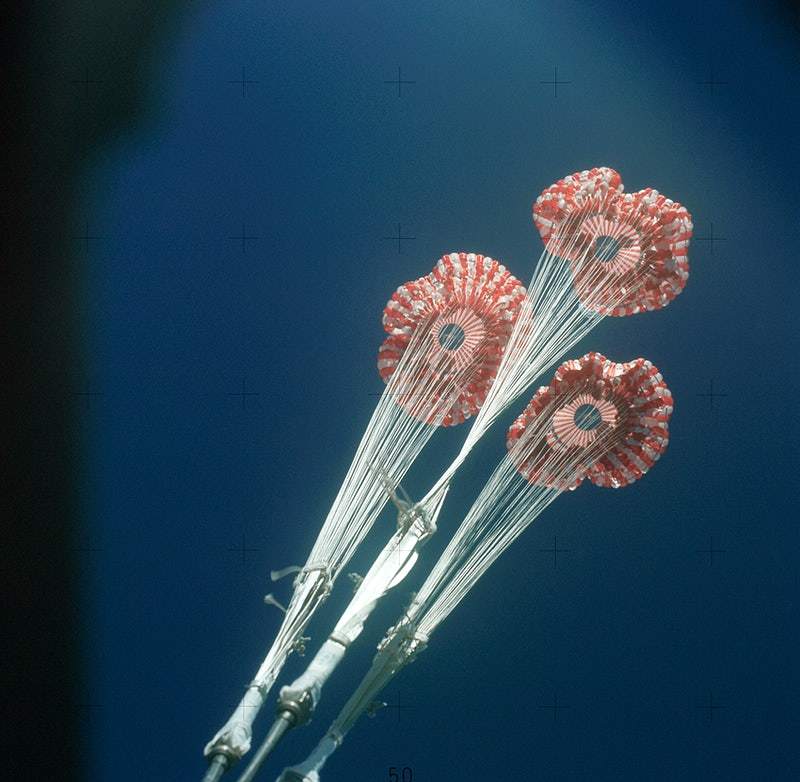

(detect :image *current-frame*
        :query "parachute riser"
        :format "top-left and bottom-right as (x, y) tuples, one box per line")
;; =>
(376, 617), (429, 671)
(228, 515), (433, 782)
(203, 567), (333, 774)
(272, 502), (436, 720)
(320, 618), (428, 747)
(397, 501), (436, 540)
(233, 696), (312, 782)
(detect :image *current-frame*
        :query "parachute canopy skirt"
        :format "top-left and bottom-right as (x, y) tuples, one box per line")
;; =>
(533, 167), (693, 316)
(378, 252), (527, 426)
(507, 352), (673, 489)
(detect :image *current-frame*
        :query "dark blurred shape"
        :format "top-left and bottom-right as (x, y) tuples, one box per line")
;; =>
(766, 0), (800, 39)
(5, 3), (184, 779)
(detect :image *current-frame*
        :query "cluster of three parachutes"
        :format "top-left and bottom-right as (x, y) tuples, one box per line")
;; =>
(265, 167), (690, 782)
(380, 166), (687, 488)
(202, 166), (692, 782)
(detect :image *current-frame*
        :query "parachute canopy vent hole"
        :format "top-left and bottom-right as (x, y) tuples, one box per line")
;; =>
(574, 403), (603, 431)
(593, 235), (622, 263)
(438, 323), (466, 351)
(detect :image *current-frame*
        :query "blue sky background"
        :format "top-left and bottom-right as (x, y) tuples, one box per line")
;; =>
(76, 2), (798, 780)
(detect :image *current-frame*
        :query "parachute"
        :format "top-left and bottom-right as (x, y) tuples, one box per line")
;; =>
(275, 353), (675, 782)
(203, 253), (527, 774)
(379, 253), (527, 426)
(202, 168), (692, 782)
(507, 352), (672, 489)
(533, 167), (692, 316)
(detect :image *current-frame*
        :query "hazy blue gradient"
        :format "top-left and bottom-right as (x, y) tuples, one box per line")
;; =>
(78, 2), (798, 780)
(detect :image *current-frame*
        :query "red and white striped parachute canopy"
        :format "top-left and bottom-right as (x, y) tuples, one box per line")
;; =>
(506, 351), (673, 489)
(378, 252), (527, 426)
(532, 167), (692, 316)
